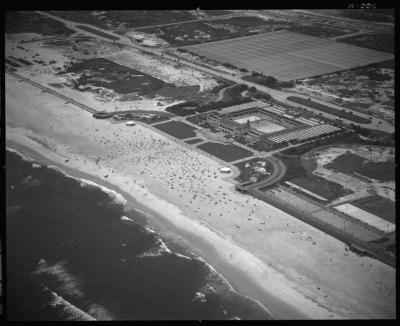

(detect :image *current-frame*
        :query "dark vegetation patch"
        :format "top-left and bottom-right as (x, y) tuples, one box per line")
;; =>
(185, 138), (204, 144)
(5, 58), (21, 68)
(62, 58), (166, 95)
(242, 72), (295, 89)
(140, 17), (290, 47)
(287, 96), (371, 124)
(314, 9), (394, 23)
(50, 10), (197, 29)
(165, 84), (271, 116)
(289, 175), (352, 201)
(324, 152), (394, 182)
(234, 158), (273, 183)
(76, 25), (120, 40)
(352, 195), (395, 223)
(286, 24), (355, 38)
(5, 11), (75, 36)
(276, 155), (308, 183)
(338, 33), (394, 54)
(197, 142), (253, 162)
(60, 58), (217, 104)
(9, 56), (32, 66)
(153, 121), (198, 139)
(203, 10), (231, 16)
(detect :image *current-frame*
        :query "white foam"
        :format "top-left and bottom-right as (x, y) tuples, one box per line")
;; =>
(47, 289), (96, 321)
(78, 178), (127, 206)
(33, 260), (85, 299)
(32, 163), (41, 168)
(120, 216), (133, 222)
(6, 147), (34, 161)
(137, 237), (172, 258)
(192, 291), (207, 303)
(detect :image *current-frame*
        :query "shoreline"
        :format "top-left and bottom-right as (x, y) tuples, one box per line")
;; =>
(5, 69), (395, 319)
(6, 141), (293, 320)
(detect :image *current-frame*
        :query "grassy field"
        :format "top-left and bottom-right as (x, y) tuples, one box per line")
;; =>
(197, 142), (253, 162)
(352, 195), (395, 223)
(338, 33), (394, 54)
(234, 158), (272, 183)
(154, 121), (198, 139)
(5, 11), (75, 36)
(76, 25), (120, 41)
(289, 175), (352, 201)
(287, 97), (371, 124)
(49, 11), (198, 29)
(325, 152), (395, 182)
(182, 30), (393, 81)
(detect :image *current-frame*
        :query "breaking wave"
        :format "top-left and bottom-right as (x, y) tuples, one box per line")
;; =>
(78, 178), (127, 206)
(46, 288), (96, 321)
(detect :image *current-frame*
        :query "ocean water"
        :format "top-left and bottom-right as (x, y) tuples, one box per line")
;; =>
(6, 149), (271, 320)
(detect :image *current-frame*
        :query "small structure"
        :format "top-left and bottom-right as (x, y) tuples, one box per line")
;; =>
(220, 167), (232, 173)
(126, 121), (136, 126)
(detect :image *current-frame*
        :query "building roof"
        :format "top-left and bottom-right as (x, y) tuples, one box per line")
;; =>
(219, 118), (240, 128)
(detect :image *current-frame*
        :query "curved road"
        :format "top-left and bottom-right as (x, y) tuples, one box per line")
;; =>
(243, 156), (286, 192)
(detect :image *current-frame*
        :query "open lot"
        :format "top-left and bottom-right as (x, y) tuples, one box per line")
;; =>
(290, 60), (394, 123)
(352, 196), (395, 224)
(289, 175), (352, 201)
(197, 142), (253, 162)
(325, 152), (395, 182)
(5, 11), (75, 36)
(182, 30), (394, 81)
(154, 121), (198, 139)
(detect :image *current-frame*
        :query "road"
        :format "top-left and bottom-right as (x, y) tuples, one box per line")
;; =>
(36, 11), (394, 133)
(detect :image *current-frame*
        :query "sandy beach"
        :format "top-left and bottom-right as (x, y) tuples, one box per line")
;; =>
(6, 72), (396, 319)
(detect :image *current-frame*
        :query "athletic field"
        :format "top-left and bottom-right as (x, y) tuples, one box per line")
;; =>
(182, 30), (394, 81)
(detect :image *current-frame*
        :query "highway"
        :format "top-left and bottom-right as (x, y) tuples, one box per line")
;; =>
(36, 10), (394, 134)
